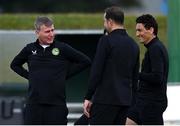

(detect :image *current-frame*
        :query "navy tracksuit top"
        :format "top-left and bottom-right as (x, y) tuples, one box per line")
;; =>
(10, 40), (91, 105)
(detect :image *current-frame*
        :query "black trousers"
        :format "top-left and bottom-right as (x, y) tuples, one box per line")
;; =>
(24, 104), (68, 125)
(89, 103), (129, 125)
(74, 114), (89, 125)
(127, 99), (167, 125)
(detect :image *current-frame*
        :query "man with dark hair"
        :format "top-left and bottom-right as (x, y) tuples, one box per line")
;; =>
(126, 14), (169, 125)
(83, 6), (140, 125)
(10, 16), (91, 124)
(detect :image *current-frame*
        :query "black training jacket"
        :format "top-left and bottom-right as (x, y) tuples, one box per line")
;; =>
(85, 29), (140, 106)
(138, 37), (169, 102)
(10, 40), (91, 105)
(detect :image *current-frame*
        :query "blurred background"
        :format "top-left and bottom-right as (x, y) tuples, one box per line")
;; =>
(0, 0), (180, 124)
(0, 0), (167, 14)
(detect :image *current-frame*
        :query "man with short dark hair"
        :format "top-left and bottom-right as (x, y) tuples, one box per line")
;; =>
(126, 14), (169, 125)
(10, 16), (91, 124)
(83, 6), (140, 125)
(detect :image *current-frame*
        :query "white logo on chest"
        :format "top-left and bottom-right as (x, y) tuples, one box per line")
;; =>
(32, 50), (37, 55)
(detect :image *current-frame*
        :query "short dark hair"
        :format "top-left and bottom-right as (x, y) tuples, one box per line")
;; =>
(136, 14), (158, 35)
(34, 16), (53, 31)
(105, 6), (124, 25)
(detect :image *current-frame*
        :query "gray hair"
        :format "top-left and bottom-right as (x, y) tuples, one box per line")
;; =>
(34, 16), (53, 31)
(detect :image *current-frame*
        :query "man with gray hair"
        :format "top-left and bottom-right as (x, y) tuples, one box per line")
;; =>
(10, 16), (91, 124)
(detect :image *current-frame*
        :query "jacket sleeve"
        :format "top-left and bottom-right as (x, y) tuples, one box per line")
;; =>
(84, 36), (109, 100)
(131, 49), (140, 105)
(10, 45), (29, 79)
(139, 45), (164, 84)
(63, 43), (91, 79)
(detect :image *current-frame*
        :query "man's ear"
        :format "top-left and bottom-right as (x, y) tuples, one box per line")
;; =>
(35, 30), (40, 38)
(149, 27), (154, 34)
(108, 19), (114, 26)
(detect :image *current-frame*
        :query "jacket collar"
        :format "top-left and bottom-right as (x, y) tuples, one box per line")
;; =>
(144, 37), (159, 48)
(109, 29), (127, 35)
(35, 39), (55, 49)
